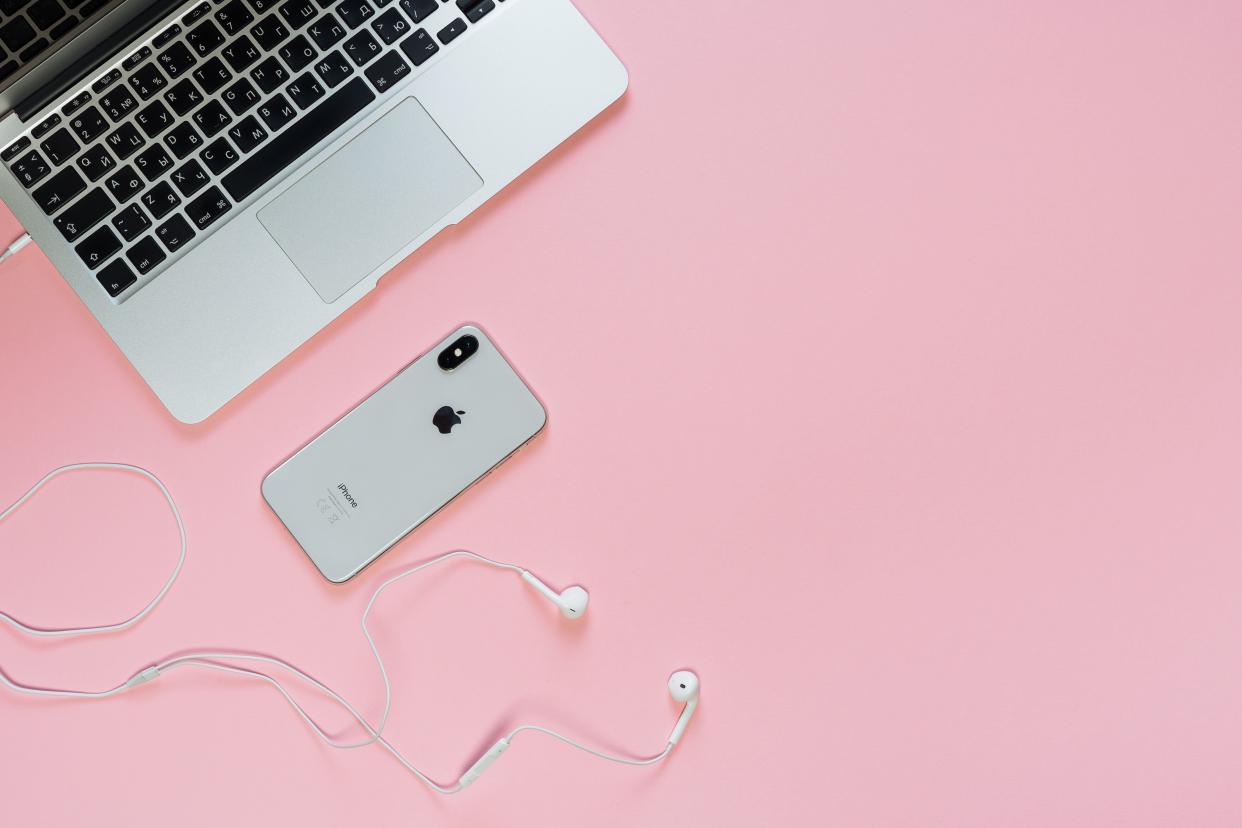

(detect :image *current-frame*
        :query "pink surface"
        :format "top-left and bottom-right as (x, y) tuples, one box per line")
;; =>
(2, 1), (1241, 824)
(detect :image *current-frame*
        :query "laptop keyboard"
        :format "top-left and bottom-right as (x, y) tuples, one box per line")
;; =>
(0, 0), (114, 84)
(3, 0), (503, 299)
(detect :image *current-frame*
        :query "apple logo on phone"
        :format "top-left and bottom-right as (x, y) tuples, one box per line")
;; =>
(433, 406), (466, 434)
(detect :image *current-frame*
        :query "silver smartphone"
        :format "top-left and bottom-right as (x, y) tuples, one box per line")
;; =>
(262, 324), (547, 583)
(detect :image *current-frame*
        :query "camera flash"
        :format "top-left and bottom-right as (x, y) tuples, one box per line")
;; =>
(454, 348), (462, 357)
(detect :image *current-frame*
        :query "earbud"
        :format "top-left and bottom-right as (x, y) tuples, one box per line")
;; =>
(666, 670), (700, 745)
(520, 570), (590, 619)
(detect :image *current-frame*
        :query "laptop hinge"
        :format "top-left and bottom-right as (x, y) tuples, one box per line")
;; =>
(14, 0), (183, 122)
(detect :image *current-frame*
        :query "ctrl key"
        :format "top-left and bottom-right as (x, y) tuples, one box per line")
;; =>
(96, 258), (136, 297)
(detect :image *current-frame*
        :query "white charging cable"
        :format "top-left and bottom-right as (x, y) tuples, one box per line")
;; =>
(0, 231), (32, 265)
(0, 463), (694, 793)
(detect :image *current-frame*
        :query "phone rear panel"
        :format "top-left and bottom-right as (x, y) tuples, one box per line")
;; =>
(262, 325), (546, 582)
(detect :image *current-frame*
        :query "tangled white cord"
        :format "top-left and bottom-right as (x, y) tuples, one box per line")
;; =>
(0, 463), (680, 793)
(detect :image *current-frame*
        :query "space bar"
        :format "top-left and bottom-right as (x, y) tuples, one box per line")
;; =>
(222, 78), (376, 202)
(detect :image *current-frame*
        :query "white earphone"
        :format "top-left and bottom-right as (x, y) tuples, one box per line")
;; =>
(0, 463), (700, 793)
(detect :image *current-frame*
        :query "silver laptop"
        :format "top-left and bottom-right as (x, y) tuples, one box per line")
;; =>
(0, 0), (626, 422)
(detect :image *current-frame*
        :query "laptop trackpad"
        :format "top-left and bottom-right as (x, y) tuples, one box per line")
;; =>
(258, 97), (484, 303)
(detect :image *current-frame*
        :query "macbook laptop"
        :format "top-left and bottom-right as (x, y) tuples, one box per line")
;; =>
(0, 0), (626, 422)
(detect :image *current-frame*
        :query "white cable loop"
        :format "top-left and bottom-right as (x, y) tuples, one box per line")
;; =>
(0, 463), (187, 638)
(0, 464), (676, 793)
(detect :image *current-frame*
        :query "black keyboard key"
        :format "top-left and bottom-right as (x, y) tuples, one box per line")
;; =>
(222, 77), (261, 114)
(278, 0), (314, 29)
(96, 258), (135, 297)
(370, 8), (408, 44)
(155, 213), (194, 252)
(186, 19), (225, 56)
(128, 63), (167, 99)
(398, 28), (436, 66)
(221, 34), (260, 71)
(436, 18), (465, 44)
(398, 0), (435, 23)
(134, 100), (174, 138)
(336, 0), (372, 28)
(215, 0), (253, 33)
(249, 54), (287, 91)
(255, 92), (295, 130)
(181, 0), (210, 24)
(31, 166), (84, 213)
(157, 41), (197, 78)
(11, 149), (50, 187)
(75, 224), (120, 268)
(134, 143), (173, 180)
(227, 114), (267, 152)
(28, 0), (67, 31)
(284, 71), (322, 108)
(121, 46), (151, 71)
(2, 136), (30, 162)
(278, 33), (315, 71)
(48, 17), (75, 39)
(20, 36), (50, 61)
(245, 0), (276, 12)
(111, 203), (151, 240)
(99, 87), (137, 121)
(53, 187), (112, 240)
(0, 18), (36, 53)
(184, 185), (230, 228)
(141, 181), (180, 218)
(313, 48), (351, 86)
(192, 99), (233, 137)
(152, 24), (181, 49)
(68, 106), (107, 142)
(0, 0), (29, 15)
(342, 29), (380, 66)
(163, 78), (203, 115)
(126, 235), (166, 274)
(91, 68), (121, 93)
(192, 55), (232, 93)
(363, 48), (408, 92)
(222, 76), (371, 200)
(308, 13), (343, 48)
(62, 91), (92, 116)
(74, 144), (114, 180)
(249, 15), (288, 50)
(164, 121), (203, 157)
(31, 113), (60, 139)
(39, 127), (79, 165)
(104, 165), (143, 202)
(105, 123), (144, 160)
(200, 136), (239, 172)
(170, 158), (210, 195)
(458, 0), (491, 23)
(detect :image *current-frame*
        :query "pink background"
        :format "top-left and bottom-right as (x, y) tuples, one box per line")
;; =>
(2, 1), (1241, 824)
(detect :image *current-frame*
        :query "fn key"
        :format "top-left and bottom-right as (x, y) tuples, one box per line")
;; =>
(96, 259), (136, 297)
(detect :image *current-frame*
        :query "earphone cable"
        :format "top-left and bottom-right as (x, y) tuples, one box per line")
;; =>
(0, 462), (187, 638)
(0, 464), (680, 792)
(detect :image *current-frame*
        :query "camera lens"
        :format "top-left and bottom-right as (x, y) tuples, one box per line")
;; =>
(438, 334), (479, 371)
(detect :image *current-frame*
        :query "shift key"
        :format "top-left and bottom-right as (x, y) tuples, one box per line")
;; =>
(54, 188), (113, 241)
